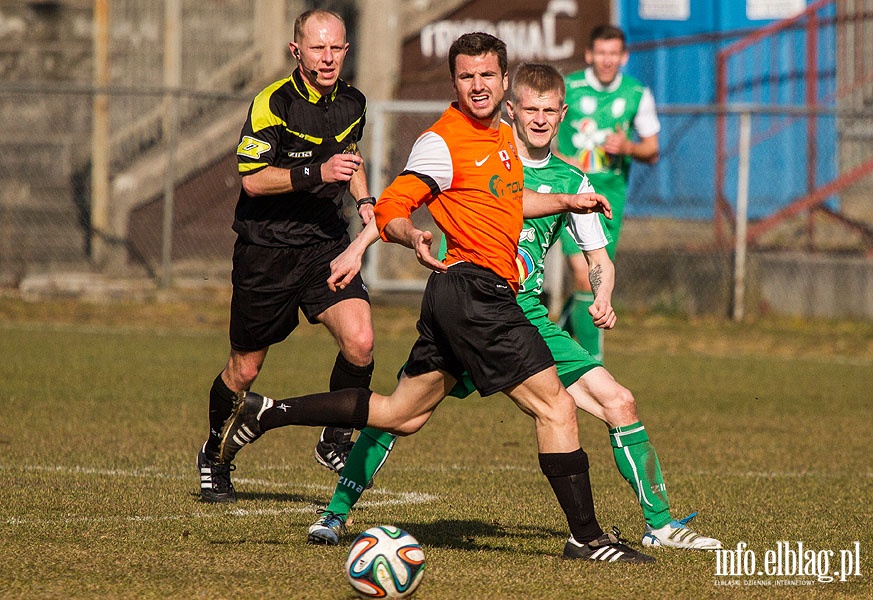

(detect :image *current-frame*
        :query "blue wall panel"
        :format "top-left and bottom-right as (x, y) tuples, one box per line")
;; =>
(624, 1), (715, 40)
(615, 0), (836, 220)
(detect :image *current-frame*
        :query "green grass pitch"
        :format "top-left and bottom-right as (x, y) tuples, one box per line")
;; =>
(1, 298), (870, 599)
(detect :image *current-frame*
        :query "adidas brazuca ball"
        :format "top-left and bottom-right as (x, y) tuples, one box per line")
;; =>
(345, 526), (425, 598)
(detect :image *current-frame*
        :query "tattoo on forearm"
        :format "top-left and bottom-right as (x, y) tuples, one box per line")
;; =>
(589, 265), (602, 296)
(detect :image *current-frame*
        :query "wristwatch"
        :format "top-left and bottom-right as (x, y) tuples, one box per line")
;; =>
(355, 196), (377, 210)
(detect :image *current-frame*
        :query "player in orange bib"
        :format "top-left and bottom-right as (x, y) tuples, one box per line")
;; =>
(374, 102), (525, 290)
(219, 32), (652, 563)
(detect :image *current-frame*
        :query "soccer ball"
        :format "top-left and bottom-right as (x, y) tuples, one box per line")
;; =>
(345, 526), (426, 598)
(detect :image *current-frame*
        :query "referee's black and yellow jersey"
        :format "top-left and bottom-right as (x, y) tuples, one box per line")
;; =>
(233, 69), (366, 247)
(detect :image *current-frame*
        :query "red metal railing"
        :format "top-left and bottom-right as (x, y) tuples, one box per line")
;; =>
(715, 0), (873, 252)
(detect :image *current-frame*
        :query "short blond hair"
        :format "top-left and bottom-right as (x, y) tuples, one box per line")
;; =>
(509, 63), (565, 104)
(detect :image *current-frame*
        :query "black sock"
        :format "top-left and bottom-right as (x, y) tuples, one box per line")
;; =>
(323, 353), (375, 444)
(205, 373), (236, 460)
(329, 352), (374, 390)
(260, 388), (370, 431)
(539, 449), (603, 544)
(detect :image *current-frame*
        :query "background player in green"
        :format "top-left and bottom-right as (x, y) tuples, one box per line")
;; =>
(308, 63), (720, 554)
(554, 24), (660, 361)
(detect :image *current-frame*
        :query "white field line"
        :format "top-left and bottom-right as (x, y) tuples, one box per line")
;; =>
(4, 462), (868, 527)
(8, 462), (869, 480)
(1, 463), (437, 527)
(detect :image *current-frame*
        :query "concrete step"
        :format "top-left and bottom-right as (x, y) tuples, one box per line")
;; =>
(0, 193), (88, 263)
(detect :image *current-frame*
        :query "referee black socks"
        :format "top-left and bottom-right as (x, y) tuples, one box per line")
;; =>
(324, 353), (375, 444)
(329, 352), (374, 391)
(205, 373), (236, 460)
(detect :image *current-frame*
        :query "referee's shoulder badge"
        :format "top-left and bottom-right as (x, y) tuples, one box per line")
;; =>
(237, 136), (271, 159)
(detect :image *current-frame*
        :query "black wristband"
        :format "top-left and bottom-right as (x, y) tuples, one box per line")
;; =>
(355, 196), (377, 210)
(290, 165), (322, 191)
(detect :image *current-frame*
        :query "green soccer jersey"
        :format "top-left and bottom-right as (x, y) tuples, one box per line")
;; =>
(556, 69), (654, 249)
(515, 154), (607, 319)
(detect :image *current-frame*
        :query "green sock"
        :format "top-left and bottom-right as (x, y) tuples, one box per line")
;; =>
(609, 422), (672, 529)
(326, 427), (396, 516)
(556, 294), (575, 338)
(569, 292), (603, 361)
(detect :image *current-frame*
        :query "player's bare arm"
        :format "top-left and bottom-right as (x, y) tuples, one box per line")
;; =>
(348, 156), (377, 225)
(357, 203), (375, 224)
(583, 247), (616, 329)
(328, 219), (380, 291)
(603, 129), (659, 164)
(382, 217), (447, 273)
(522, 188), (612, 219)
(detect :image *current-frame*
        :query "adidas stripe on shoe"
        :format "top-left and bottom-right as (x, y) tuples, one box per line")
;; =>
(563, 527), (655, 563)
(197, 444), (236, 503)
(642, 512), (722, 550)
(219, 391), (271, 464)
(307, 510), (347, 545)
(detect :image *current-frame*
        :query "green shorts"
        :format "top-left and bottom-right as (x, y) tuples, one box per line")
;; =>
(444, 296), (602, 399)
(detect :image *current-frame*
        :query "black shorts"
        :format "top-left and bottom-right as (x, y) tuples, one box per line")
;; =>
(229, 237), (370, 351)
(403, 263), (554, 397)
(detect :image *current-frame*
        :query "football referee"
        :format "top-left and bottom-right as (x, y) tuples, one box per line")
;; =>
(198, 8), (379, 503)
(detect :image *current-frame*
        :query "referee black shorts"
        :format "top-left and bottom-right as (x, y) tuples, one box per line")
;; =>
(229, 236), (370, 352)
(403, 263), (555, 397)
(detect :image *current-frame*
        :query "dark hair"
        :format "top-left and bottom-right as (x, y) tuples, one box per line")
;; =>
(294, 9), (345, 43)
(448, 32), (508, 78)
(588, 24), (626, 50)
(510, 63), (565, 104)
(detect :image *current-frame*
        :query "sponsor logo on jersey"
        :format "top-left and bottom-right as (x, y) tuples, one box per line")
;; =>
(288, 150), (313, 158)
(338, 475), (365, 494)
(475, 154), (489, 167)
(571, 117), (615, 173)
(519, 227), (536, 243)
(237, 135), (271, 159)
(516, 246), (535, 285)
(488, 174), (523, 199)
(578, 148), (608, 172)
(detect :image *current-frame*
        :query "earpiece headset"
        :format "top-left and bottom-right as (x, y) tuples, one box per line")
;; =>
(294, 48), (319, 79)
